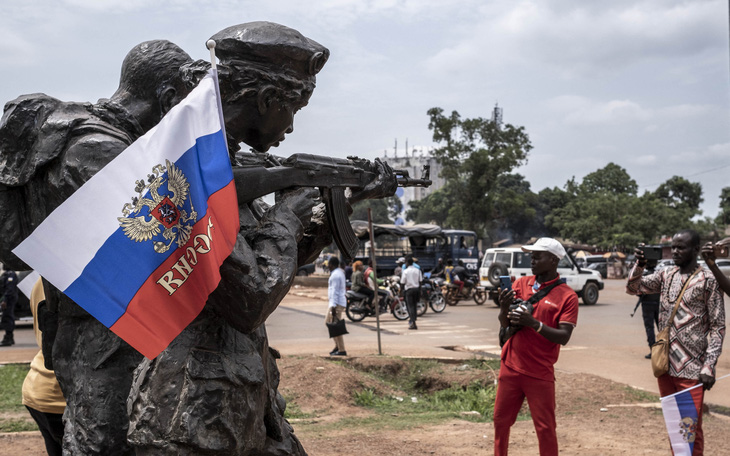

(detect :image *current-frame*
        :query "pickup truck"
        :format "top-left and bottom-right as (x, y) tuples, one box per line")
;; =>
(478, 247), (604, 305)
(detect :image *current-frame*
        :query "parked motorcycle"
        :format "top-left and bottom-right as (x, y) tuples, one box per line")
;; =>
(443, 273), (487, 306)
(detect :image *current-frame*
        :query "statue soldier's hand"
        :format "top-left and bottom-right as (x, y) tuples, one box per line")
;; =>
(276, 187), (320, 226)
(349, 158), (398, 204)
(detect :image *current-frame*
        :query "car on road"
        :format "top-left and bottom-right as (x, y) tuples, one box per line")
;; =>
(297, 263), (316, 276)
(479, 247), (604, 305)
(586, 261), (607, 279)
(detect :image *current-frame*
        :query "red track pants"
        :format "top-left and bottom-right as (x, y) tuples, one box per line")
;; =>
(658, 374), (705, 455)
(493, 363), (558, 456)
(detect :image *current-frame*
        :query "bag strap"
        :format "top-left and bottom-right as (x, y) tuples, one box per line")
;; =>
(666, 267), (701, 326)
(526, 279), (564, 306)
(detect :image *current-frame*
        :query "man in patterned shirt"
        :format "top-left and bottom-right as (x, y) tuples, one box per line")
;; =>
(627, 229), (725, 455)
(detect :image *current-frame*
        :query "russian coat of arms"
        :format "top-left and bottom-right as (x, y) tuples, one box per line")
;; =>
(678, 416), (697, 443)
(118, 160), (197, 253)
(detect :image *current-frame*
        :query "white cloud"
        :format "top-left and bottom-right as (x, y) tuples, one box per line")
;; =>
(630, 154), (658, 166)
(425, 0), (725, 79)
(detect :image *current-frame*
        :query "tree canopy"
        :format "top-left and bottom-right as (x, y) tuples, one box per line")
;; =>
(350, 196), (403, 224)
(407, 107), (532, 238)
(399, 107), (721, 249)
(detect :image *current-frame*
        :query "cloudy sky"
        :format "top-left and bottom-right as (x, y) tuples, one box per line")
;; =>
(2, 0), (728, 218)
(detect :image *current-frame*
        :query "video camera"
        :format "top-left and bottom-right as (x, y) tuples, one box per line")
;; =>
(639, 245), (663, 261)
(508, 299), (534, 329)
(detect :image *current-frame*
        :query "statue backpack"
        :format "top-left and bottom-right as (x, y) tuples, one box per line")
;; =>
(0, 93), (86, 270)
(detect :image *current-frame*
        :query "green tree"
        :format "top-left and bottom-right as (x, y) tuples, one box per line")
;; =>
(714, 186), (730, 226)
(535, 184), (576, 238)
(654, 176), (703, 219)
(546, 164), (708, 248)
(406, 186), (458, 226)
(408, 107), (533, 238)
(492, 173), (540, 241)
(350, 196), (402, 224)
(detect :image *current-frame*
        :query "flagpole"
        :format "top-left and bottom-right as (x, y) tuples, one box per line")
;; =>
(660, 373), (730, 400)
(206, 40), (217, 71)
(205, 39), (230, 159)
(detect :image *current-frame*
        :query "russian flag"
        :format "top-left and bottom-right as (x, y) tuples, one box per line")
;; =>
(660, 384), (702, 456)
(13, 70), (238, 359)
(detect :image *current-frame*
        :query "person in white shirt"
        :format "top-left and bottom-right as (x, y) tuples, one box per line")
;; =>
(400, 256), (423, 330)
(327, 257), (347, 356)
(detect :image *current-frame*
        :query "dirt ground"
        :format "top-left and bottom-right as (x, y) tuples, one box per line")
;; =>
(3, 355), (729, 455)
(279, 355), (730, 455)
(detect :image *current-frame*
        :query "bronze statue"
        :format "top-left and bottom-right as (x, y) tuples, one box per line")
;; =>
(126, 22), (340, 455)
(1, 22), (425, 455)
(0, 41), (198, 454)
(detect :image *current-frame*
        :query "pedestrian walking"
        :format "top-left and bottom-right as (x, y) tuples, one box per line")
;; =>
(326, 257), (347, 356)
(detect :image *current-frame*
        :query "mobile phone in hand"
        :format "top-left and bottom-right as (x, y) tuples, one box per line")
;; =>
(499, 276), (512, 291)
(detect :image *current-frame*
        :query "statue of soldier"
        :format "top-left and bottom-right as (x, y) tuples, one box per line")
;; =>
(0, 40), (199, 454)
(126, 22), (396, 455)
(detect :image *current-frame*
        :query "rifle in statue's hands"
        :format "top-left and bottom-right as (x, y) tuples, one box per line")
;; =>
(232, 153), (431, 259)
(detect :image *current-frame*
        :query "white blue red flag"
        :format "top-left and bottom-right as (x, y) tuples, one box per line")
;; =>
(13, 70), (239, 359)
(660, 384), (702, 456)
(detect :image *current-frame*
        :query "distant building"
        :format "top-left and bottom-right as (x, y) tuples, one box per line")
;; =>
(381, 149), (445, 223)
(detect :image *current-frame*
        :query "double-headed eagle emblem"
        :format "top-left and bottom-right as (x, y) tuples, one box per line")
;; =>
(118, 160), (197, 254)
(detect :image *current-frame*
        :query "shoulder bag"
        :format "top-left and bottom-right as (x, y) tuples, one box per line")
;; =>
(650, 267), (700, 378)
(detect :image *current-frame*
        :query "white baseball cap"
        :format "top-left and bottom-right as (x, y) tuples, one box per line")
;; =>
(521, 237), (566, 259)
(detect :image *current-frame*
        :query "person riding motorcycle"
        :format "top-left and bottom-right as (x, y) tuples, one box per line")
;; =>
(444, 259), (455, 284)
(429, 257), (445, 279)
(452, 260), (469, 295)
(350, 261), (374, 311)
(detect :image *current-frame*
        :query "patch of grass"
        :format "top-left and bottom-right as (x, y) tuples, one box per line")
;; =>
(0, 417), (38, 433)
(338, 411), (455, 430)
(709, 404), (730, 417)
(283, 396), (316, 420)
(428, 381), (497, 419)
(463, 358), (501, 373)
(352, 381), (498, 422)
(623, 386), (659, 403)
(0, 364), (30, 413)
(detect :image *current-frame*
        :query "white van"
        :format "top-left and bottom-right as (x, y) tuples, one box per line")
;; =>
(479, 247), (604, 305)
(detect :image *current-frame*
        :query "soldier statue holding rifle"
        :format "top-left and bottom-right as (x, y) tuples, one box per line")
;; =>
(0, 22), (429, 455)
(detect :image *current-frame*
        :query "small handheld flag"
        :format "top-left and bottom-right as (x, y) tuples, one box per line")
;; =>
(660, 374), (730, 455)
(13, 70), (238, 359)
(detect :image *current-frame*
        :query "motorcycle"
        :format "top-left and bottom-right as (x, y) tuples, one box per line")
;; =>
(421, 275), (446, 313)
(383, 277), (427, 321)
(443, 273), (487, 306)
(345, 277), (420, 322)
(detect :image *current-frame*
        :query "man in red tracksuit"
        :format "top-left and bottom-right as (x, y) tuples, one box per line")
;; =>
(494, 238), (579, 455)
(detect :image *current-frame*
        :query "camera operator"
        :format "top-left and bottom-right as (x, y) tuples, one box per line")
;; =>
(627, 230), (725, 455)
(493, 238), (579, 456)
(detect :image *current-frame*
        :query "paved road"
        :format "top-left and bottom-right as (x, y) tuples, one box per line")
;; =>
(268, 279), (730, 407)
(3, 279), (727, 407)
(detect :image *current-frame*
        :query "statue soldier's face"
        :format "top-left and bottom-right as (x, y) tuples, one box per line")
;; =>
(222, 85), (312, 153)
(256, 91), (311, 151)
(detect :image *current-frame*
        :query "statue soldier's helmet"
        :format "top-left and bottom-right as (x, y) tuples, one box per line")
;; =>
(209, 21), (329, 82)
